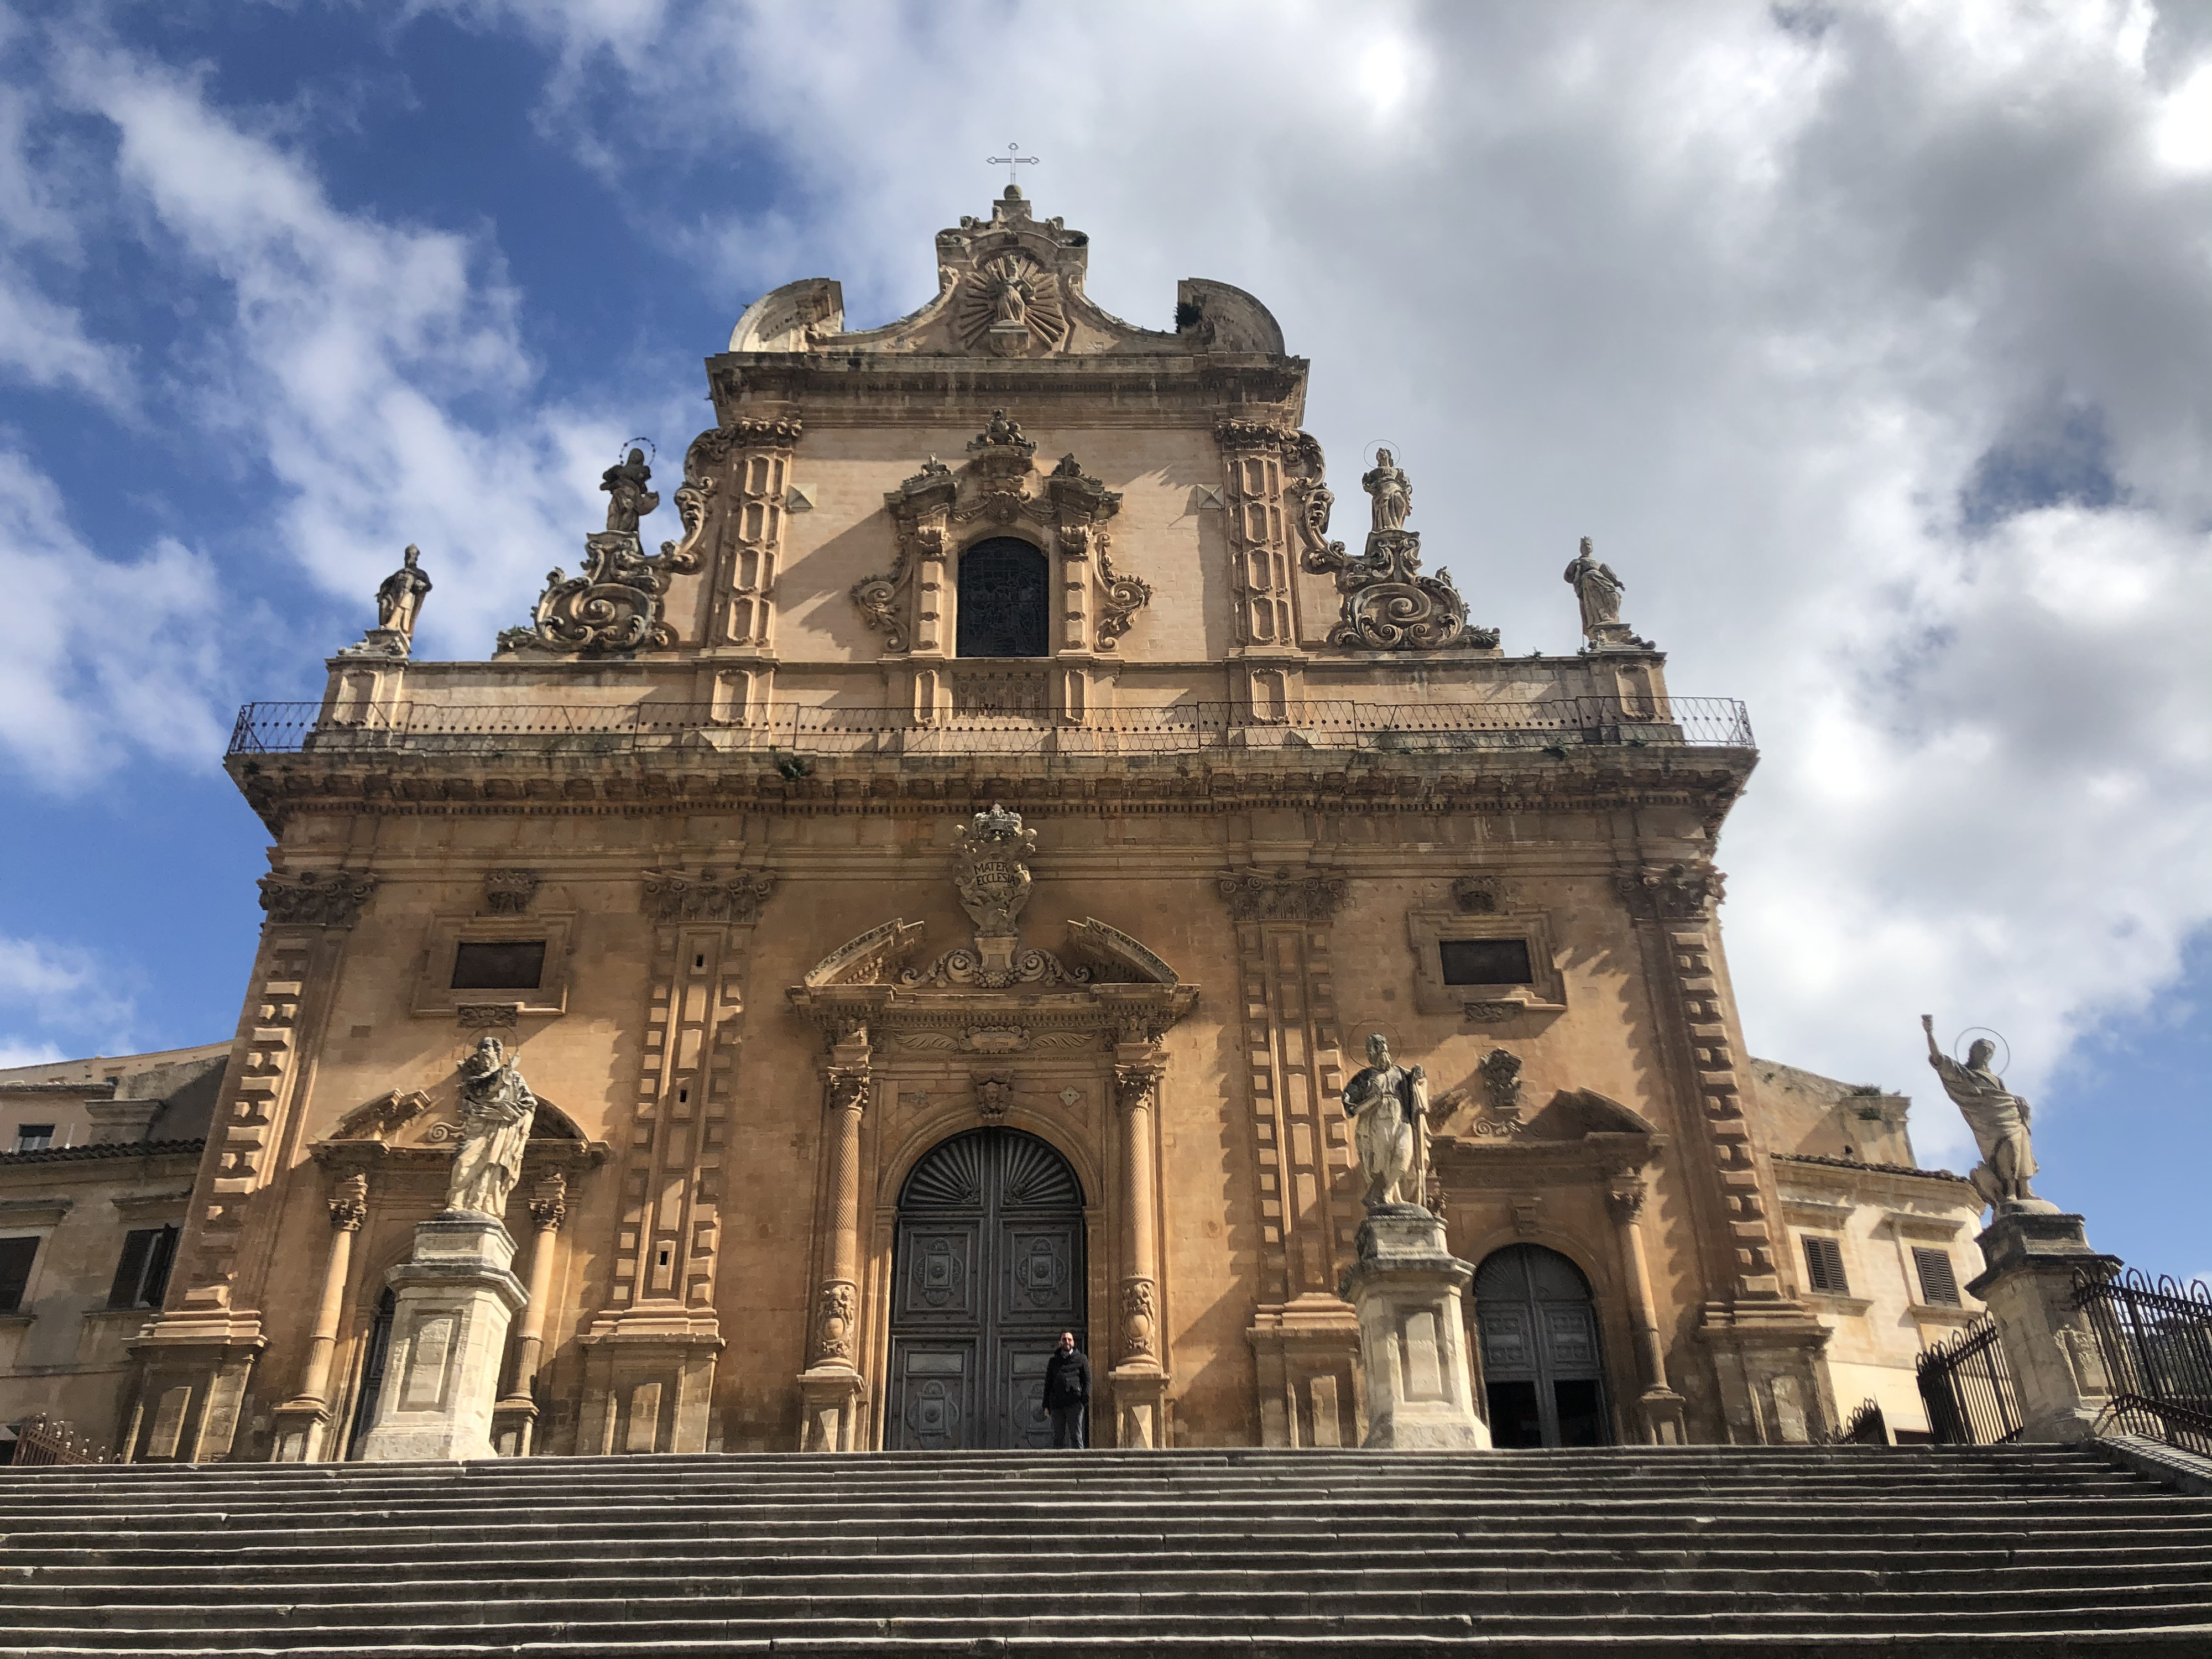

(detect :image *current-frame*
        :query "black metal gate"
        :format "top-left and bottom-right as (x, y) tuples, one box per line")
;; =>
(1916, 1313), (2021, 1444)
(885, 1128), (1086, 1450)
(2076, 1269), (2212, 1457)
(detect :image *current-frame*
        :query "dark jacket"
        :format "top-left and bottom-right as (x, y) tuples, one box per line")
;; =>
(1043, 1345), (1091, 1407)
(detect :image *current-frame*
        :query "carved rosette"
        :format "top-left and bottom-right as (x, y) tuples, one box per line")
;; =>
(1616, 861), (1726, 922)
(1216, 868), (1348, 923)
(643, 869), (777, 925)
(1120, 1277), (1159, 1361)
(258, 871), (377, 928)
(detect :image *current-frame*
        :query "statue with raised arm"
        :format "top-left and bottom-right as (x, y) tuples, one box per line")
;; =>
(446, 1036), (538, 1219)
(374, 544), (432, 643)
(1341, 1032), (1432, 1211)
(1922, 1015), (2044, 1212)
(1362, 449), (1412, 535)
(601, 447), (660, 536)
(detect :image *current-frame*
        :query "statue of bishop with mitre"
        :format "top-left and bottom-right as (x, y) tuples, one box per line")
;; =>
(446, 1036), (539, 1219)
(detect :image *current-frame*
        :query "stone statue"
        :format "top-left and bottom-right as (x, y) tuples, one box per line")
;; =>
(1362, 449), (1412, 534)
(375, 545), (432, 642)
(601, 447), (660, 536)
(1564, 536), (1625, 638)
(446, 1036), (539, 1218)
(1922, 1015), (2043, 1212)
(1341, 1032), (1431, 1211)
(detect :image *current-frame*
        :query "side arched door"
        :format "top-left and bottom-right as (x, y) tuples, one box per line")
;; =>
(1473, 1244), (1611, 1447)
(885, 1128), (1086, 1449)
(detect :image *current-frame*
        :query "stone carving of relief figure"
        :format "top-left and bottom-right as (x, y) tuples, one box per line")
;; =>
(374, 544), (432, 643)
(1564, 536), (1625, 638)
(1340, 1032), (1431, 1211)
(446, 1036), (539, 1219)
(1362, 448), (1412, 534)
(1921, 1015), (2046, 1212)
(601, 447), (660, 536)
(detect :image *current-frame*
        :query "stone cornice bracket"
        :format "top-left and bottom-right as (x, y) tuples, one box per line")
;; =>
(258, 870), (377, 928)
(1217, 867), (1348, 923)
(643, 868), (776, 925)
(1616, 860), (1726, 922)
(483, 869), (540, 915)
(1216, 419), (1324, 472)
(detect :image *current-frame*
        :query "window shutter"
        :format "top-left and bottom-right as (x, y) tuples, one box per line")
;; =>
(0, 1236), (38, 1312)
(108, 1229), (155, 1309)
(1801, 1234), (1849, 1295)
(143, 1226), (180, 1308)
(1913, 1246), (1962, 1307)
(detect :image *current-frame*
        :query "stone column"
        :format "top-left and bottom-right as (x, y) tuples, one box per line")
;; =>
(1968, 1209), (2121, 1443)
(1342, 1208), (1490, 1450)
(796, 1047), (870, 1450)
(1609, 1170), (1688, 1445)
(270, 1171), (368, 1462)
(354, 1214), (528, 1463)
(493, 1172), (567, 1457)
(1108, 1053), (1169, 1448)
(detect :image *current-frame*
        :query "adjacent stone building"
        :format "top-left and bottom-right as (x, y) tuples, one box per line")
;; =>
(101, 188), (1984, 1460)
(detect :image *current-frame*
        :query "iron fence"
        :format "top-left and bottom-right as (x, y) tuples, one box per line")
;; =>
(1917, 1315), (2022, 1446)
(227, 695), (1754, 762)
(2076, 1269), (2212, 1459)
(4, 1415), (108, 1467)
(1824, 1397), (1888, 1447)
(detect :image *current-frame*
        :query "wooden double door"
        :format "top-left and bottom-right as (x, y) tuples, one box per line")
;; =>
(1474, 1243), (1611, 1447)
(885, 1128), (1087, 1450)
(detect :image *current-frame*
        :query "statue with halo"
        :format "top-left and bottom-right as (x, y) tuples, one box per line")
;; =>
(1921, 1015), (2048, 1213)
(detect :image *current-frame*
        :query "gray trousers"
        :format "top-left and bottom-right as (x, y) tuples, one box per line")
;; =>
(1050, 1404), (1087, 1448)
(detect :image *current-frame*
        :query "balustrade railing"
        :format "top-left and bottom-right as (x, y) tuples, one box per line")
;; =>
(1916, 1315), (2023, 1446)
(228, 695), (1754, 761)
(2076, 1269), (2212, 1459)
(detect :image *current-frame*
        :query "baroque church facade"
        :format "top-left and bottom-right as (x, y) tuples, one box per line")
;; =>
(105, 187), (1985, 1463)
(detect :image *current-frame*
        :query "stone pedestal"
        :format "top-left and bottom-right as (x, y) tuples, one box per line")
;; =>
(1342, 1207), (1490, 1450)
(1968, 1209), (2121, 1444)
(796, 1366), (868, 1451)
(353, 1214), (528, 1463)
(1109, 1366), (1170, 1448)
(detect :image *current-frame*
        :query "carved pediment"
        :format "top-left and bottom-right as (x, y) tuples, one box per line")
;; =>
(1065, 918), (1180, 986)
(804, 920), (928, 988)
(328, 1089), (432, 1142)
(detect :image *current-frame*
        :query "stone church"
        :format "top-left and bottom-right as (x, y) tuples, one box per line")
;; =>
(104, 187), (1985, 1463)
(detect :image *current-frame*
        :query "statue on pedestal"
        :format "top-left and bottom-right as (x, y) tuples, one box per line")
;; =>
(601, 447), (660, 535)
(340, 544), (432, 659)
(1921, 1015), (2045, 1212)
(1362, 449), (1411, 534)
(1564, 536), (1650, 650)
(1341, 1032), (1431, 1211)
(446, 1036), (538, 1218)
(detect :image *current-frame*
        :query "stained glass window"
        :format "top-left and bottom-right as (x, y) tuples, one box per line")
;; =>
(956, 539), (1050, 658)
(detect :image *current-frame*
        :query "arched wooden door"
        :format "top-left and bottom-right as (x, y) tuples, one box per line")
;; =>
(885, 1128), (1086, 1450)
(1473, 1244), (1611, 1447)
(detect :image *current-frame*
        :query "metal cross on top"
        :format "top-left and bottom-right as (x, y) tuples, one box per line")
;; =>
(987, 142), (1039, 191)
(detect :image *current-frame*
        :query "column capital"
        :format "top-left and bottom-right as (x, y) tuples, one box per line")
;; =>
(528, 1170), (568, 1232)
(328, 1171), (369, 1232)
(825, 1063), (871, 1115)
(1114, 1061), (1164, 1113)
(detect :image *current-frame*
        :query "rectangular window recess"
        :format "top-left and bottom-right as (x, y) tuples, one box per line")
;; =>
(13, 1124), (54, 1152)
(1802, 1234), (1849, 1296)
(1439, 938), (1535, 987)
(1912, 1246), (1963, 1307)
(451, 941), (547, 990)
(0, 1235), (38, 1312)
(108, 1225), (180, 1310)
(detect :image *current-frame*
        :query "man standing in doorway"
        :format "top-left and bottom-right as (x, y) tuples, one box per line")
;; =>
(1044, 1329), (1091, 1448)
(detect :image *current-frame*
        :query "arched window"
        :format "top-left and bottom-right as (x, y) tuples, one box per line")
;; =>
(956, 538), (1051, 658)
(1473, 1244), (1612, 1448)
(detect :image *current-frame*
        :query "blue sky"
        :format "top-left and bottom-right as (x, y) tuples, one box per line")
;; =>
(1, 1), (2208, 1276)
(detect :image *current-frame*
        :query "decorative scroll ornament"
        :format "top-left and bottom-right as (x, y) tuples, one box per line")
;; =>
(643, 868), (777, 925)
(258, 870), (377, 928)
(1288, 459), (1497, 651)
(904, 804), (1092, 990)
(813, 1280), (857, 1363)
(1121, 1276), (1159, 1360)
(498, 441), (712, 658)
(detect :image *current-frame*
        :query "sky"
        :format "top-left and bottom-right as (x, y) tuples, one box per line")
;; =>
(0, 0), (2206, 1275)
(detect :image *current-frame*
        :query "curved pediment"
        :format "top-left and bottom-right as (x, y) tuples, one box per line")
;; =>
(802, 920), (928, 988)
(1065, 918), (1180, 985)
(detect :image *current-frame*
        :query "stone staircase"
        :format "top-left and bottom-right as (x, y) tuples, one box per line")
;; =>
(1, 1444), (2208, 1655)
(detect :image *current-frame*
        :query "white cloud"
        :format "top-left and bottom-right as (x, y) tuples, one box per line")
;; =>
(420, 0), (2212, 1164)
(0, 934), (135, 1055)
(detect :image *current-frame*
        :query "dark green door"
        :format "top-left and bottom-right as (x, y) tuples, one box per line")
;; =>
(886, 1128), (1086, 1449)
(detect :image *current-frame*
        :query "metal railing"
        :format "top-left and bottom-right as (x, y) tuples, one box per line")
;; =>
(1917, 1315), (2022, 1446)
(4, 1415), (109, 1467)
(1822, 1397), (1888, 1447)
(227, 695), (1754, 761)
(2077, 1269), (2212, 1459)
